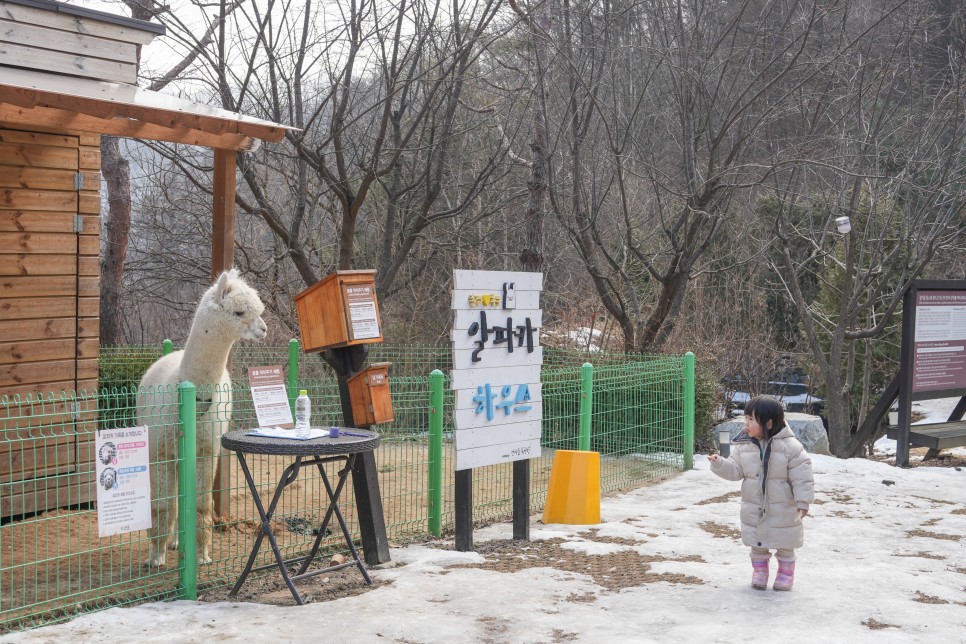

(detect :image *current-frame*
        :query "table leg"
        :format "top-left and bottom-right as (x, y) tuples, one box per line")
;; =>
(295, 455), (352, 576)
(229, 453), (306, 604)
(318, 454), (372, 585)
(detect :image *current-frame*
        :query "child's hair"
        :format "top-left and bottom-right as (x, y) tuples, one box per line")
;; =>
(744, 395), (785, 439)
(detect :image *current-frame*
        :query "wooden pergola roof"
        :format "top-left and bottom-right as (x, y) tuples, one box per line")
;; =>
(0, 67), (293, 151)
(0, 0), (297, 277)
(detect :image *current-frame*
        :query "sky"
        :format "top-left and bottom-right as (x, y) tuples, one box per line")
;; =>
(4, 399), (965, 643)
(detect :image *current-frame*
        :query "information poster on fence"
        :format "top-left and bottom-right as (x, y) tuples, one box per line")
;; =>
(249, 365), (294, 428)
(95, 425), (152, 538)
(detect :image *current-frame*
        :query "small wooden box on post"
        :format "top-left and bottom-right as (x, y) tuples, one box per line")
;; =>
(347, 363), (395, 426)
(293, 269), (392, 565)
(294, 270), (384, 351)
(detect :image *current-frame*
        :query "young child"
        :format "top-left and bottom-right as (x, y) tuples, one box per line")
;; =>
(709, 395), (814, 591)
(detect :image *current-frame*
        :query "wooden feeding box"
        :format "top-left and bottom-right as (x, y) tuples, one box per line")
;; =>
(347, 363), (395, 426)
(294, 270), (384, 352)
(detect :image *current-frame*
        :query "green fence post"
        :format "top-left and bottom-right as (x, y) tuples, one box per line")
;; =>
(579, 362), (593, 451)
(428, 369), (444, 537)
(288, 339), (300, 418)
(684, 352), (695, 470)
(162, 339), (173, 355)
(177, 381), (198, 600)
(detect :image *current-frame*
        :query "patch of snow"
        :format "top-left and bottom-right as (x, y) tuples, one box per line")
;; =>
(7, 399), (966, 644)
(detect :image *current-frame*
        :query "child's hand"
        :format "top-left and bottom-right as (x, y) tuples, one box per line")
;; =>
(798, 508), (808, 519)
(708, 454), (719, 462)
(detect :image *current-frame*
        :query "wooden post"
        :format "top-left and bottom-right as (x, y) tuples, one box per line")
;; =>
(455, 469), (473, 551)
(896, 285), (916, 468)
(324, 345), (391, 565)
(512, 460), (529, 541)
(211, 147), (236, 520)
(211, 148), (236, 280)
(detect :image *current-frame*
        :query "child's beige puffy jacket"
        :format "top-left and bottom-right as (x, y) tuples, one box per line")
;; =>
(710, 425), (814, 549)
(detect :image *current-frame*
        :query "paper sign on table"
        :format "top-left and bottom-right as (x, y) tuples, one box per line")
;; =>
(247, 426), (331, 440)
(249, 365), (294, 428)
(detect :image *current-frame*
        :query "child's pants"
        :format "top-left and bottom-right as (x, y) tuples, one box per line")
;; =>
(750, 547), (795, 561)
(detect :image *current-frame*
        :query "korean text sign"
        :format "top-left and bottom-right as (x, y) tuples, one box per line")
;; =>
(95, 426), (152, 537)
(450, 270), (543, 470)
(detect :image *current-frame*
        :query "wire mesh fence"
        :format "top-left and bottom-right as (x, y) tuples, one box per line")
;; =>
(0, 343), (690, 633)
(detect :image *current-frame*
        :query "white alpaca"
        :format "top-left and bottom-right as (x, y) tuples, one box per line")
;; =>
(136, 269), (267, 567)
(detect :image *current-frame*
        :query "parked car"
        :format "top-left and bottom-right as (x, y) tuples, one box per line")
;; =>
(722, 379), (826, 425)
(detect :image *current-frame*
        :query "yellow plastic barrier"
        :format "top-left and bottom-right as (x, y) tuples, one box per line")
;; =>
(542, 449), (601, 524)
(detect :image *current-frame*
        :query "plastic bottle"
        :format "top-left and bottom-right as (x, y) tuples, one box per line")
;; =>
(294, 390), (311, 439)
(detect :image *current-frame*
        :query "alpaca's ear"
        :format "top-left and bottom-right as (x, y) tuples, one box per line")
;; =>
(215, 270), (234, 301)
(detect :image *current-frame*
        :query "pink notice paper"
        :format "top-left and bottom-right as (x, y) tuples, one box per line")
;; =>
(249, 365), (295, 428)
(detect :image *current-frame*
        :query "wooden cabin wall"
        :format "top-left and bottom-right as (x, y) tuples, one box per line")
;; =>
(0, 124), (100, 517)
(0, 0), (154, 85)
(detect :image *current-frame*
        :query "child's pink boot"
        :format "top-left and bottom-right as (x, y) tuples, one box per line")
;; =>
(751, 558), (769, 590)
(773, 558), (795, 591)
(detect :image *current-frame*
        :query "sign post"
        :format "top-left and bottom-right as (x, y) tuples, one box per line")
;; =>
(293, 270), (391, 565)
(450, 270), (543, 550)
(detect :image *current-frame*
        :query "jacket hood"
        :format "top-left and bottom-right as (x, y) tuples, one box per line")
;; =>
(732, 424), (795, 444)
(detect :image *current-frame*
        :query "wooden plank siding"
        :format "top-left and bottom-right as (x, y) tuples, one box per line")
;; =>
(0, 125), (101, 507)
(0, 41), (136, 84)
(0, 19), (138, 63)
(0, 140), (78, 169)
(1, 471), (95, 517)
(0, 1), (158, 46)
(0, 212), (83, 232)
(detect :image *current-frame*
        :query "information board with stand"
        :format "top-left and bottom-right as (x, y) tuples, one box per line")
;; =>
(450, 269), (543, 550)
(293, 270), (391, 565)
(895, 280), (966, 466)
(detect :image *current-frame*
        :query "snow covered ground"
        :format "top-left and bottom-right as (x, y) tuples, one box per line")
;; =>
(5, 403), (965, 643)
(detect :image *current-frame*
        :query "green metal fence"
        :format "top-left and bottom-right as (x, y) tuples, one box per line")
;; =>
(0, 343), (692, 633)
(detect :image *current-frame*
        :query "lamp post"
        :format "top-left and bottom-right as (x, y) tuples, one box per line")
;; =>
(717, 428), (732, 459)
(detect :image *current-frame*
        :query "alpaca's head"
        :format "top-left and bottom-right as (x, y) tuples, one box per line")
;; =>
(198, 268), (268, 341)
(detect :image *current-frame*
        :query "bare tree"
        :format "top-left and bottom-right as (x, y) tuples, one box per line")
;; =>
(99, 0), (246, 344)
(529, 0), (858, 352)
(765, 1), (966, 455)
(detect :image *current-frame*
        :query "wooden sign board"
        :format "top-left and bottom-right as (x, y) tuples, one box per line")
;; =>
(294, 270), (384, 352)
(450, 270), (543, 470)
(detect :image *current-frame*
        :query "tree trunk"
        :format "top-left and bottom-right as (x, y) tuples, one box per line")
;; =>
(519, 5), (550, 273)
(824, 373), (852, 458)
(99, 136), (132, 345)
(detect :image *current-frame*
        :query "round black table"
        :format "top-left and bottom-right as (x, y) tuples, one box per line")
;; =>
(221, 428), (380, 605)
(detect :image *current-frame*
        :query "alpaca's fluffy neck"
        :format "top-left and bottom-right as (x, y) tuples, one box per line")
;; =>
(180, 306), (233, 386)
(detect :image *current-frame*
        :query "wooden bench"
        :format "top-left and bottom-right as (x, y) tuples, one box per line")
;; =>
(886, 421), (966, 451)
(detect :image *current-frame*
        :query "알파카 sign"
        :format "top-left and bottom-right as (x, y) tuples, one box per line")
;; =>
(450, 270), (543, 470)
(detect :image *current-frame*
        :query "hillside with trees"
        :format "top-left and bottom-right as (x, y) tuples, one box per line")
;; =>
(99, 0), (966, 456)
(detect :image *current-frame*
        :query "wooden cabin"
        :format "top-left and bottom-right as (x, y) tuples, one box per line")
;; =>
(0, 0), (291, 517)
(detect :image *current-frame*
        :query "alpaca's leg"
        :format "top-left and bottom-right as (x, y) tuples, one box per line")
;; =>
(168, 497), (179, 551)
(194, 417), (221, 565)
(146, 458), (175, 567)
(195, 476), (214, 565)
